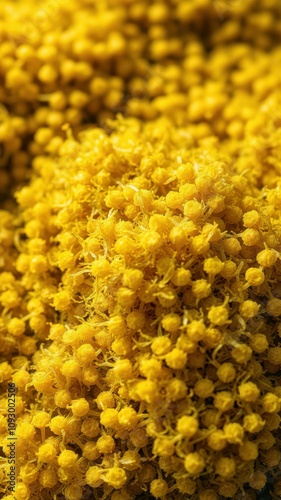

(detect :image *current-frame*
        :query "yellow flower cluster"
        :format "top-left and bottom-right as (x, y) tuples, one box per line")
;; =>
(0, 1), (281, 500)
(1, 0), (281, 196)
(1, 117), (281, 499)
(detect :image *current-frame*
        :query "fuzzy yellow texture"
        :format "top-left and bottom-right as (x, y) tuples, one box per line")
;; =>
(0, 115), (280, 500)
(0, 0), (281, 500)
(0, 0), (281, 196)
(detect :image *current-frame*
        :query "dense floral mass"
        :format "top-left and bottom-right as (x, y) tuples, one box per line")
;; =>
(0, 1), (281, 499)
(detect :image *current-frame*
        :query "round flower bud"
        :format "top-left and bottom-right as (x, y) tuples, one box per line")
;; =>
(208, 305), (229, 326)
(267, 347), (281, 364)
(249, 471), (267, 490)
(151, 336), (172, 356)
(224, 423), (244, 445)
(217, 363), (236, 383)
(243, 413), (265, 433)
(256, 248), (278, 268)
(184, 452), (205, 475)
(58, 450), (78, 468)
(70, 398), (90, 417)
(239, 300), (260, 319)
(176, 416), (199, 438)
(37, 443), (57, 463)
(238, 440), (259, 461)
(162, 313), (181, 333)
(194, 379), (214, 399)
(249, 334), (268, 353)
(150, 479), (168, 498)
(238, 382), (260, 402)
(165, 348), (187, 370)
(266, 299), (281, 317)
(245, 268), (265, 286)
(215, 457), (236, 478)
(262, 393), (281, 413)
(207, 430), (227, 451)
(105, 467), (127, 489)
